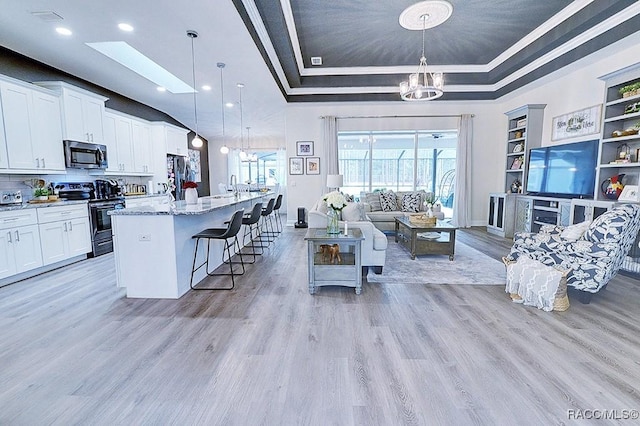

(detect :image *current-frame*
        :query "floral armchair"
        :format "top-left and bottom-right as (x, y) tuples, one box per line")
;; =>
(505, 204), (640, 303)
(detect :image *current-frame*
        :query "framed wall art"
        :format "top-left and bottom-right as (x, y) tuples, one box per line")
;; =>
(552, 104), (602, 141)
(305, 157), (320, 175)
(289, 157), (304, 175)
(296, 141), (314, 156)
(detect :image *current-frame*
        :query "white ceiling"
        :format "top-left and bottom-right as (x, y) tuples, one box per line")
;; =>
(0, 0), (287, 148)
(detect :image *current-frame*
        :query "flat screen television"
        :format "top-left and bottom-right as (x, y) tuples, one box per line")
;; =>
(525, 139), (599, 199)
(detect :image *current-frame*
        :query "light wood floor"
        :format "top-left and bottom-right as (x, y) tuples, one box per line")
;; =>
(1, 226), (639, 425)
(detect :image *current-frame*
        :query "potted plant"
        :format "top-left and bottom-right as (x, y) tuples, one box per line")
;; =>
(34, 187), (49, 201)
(619, 82), (640, 98)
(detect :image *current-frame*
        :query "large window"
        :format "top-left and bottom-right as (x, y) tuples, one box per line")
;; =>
(338, 131), (456, 212)
(228, 149), (286, 188)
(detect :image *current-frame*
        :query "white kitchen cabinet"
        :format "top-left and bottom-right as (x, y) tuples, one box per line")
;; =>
(37, 204), (91, 265)
(34, 81), (107, 144)
(1, 80), (34, 170)
(132, 119), (153, 174)
(31, 90), (65, 170)
(104, 110), (154, 175)
(164, 124), (189, 156)
(0, 210), (43, 279)
(0, 78), (65, 172)
(0, 95), (8, 169)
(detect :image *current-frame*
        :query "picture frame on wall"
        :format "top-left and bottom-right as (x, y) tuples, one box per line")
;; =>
(305, 157), (320, 175)
(289, 157), (304, 175)
(551, 104), (602, 141)
(296, 141), (314, 156)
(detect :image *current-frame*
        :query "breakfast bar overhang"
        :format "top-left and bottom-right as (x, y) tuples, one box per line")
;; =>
(110, 192), (271, 298)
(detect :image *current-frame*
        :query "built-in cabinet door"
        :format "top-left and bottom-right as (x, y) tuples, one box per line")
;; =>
(102, 113), (120, 173)
(132, 120), (153, 174)
(83, 96), (105, 144)
(115, 116), (134, 172)
(0, 231), (17, 279)
(0, 99), (8, 169)
(61, 89), (86, 142)
(12, 225), (43, 273)
(67, 217), (91, 257)
(514, 197), (532, 233)
(31, 91), (65, 170)
(1, 81), (35, 169)
(39, 221), (67, 265)
(165, 126), (188, 156)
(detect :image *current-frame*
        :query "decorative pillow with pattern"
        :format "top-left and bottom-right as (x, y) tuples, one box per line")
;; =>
(401, 192), (422, 212)
(363, 192), (382, 212)
(342, 193), (354, 202)
(379, 191), (397, 212)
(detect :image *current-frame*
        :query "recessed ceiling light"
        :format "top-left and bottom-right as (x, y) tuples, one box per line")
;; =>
(201, 85), (211, 91)
(86, 41), (194, 93)
(225, 102), (234, 108)
(55, 27), (72, 36)
(157, 86), (166, 92)
(118, 23), (134, 32)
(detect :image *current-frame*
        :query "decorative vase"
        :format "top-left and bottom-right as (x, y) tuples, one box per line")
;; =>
(185, 187), (198, 204)
(326, 208), (340, 234)
(601, 174), (625, 200)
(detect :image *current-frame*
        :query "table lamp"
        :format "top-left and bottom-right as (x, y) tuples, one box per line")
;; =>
(327, 174), (343, 192)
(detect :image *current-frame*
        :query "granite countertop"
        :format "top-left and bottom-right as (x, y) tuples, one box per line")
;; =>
(110, 191), (273, 216)
(0, 199), (89, 212)
(124, 193), (170, 200)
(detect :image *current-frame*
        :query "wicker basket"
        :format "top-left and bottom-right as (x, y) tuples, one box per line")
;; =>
(409, 214), (437, 226)
(502, 257), (570, 311)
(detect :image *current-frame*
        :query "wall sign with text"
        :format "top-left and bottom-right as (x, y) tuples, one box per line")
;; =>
(552, 105), (601, 141)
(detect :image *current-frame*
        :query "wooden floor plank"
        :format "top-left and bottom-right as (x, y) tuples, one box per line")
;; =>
(0, 226), (639, 425)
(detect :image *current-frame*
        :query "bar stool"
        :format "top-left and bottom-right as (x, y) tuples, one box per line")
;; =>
(233, 202), (263, 263)
(255, 198), (277, 247)
(272, 194), (283, 234)
(189, 209), (245, 290)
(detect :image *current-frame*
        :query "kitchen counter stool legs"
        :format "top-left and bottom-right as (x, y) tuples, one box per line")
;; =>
(189, 209), (245, 290)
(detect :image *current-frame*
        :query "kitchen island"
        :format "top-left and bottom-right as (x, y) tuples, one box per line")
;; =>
(110, 192), (272, 298)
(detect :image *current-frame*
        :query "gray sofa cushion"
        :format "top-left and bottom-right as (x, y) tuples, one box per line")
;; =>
(363, 192), (382, 211)
(342, 202), (367, 221)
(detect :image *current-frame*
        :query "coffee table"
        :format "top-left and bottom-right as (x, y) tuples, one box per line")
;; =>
(394, 216), (457, 260)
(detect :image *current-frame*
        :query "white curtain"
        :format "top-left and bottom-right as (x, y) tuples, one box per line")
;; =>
(452, 114), (473, 228)
(323, 116), (338, 175)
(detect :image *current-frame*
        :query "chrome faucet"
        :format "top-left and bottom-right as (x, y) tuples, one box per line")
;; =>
(230, 174), (238, 196)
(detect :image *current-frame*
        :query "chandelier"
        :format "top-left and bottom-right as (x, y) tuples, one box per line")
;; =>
(399, 1), (452, 101)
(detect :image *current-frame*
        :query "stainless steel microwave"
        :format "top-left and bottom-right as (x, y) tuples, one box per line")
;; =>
(64, 140), (108, 169)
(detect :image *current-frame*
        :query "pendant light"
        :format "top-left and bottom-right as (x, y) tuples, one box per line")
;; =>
(218, 62), (229, 154)
(247, 127), (257, 161)
(237, 83), (247, 160)
(187, 30), (203, 147)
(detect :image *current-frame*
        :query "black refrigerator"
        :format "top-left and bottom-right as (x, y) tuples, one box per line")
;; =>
(167, 155), (192, 201)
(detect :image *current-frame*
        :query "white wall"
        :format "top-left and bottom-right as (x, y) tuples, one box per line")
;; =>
(284, 101), (501, 226)
(283, 31), (640, 227)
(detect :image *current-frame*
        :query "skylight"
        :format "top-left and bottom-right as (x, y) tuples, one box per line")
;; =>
(86, 41), (194, 93)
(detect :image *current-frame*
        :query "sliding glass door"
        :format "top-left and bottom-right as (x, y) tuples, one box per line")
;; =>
(338, 130), (456, 217)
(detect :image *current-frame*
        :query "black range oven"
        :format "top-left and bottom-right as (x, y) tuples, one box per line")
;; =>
(88, 198), (125, 257)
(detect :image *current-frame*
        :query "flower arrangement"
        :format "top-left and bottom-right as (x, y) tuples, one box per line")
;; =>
(323, 191), (347, 211)
(182, 181), (198, 189)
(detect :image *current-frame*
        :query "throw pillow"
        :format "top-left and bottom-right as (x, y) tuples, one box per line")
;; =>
(342, 192), (354, 202)
(363, 192), (382, 212)
(401, 192), (422, 213)
(379, 191), (397, 212)
(342, 202), (361, 222)
(560, 220), (591, 241)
